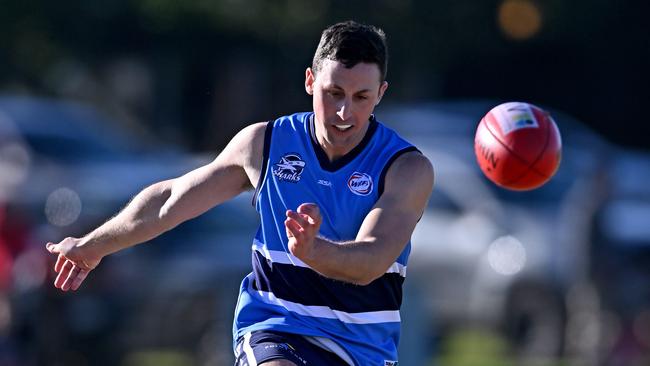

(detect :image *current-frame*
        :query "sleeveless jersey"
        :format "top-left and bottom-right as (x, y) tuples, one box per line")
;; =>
(233, 112), (418, 365)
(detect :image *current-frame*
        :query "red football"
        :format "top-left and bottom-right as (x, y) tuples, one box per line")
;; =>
(474, 101), (562, 191)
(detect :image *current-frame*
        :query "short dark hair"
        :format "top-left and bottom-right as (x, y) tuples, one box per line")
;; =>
(312, 20), (388, 81)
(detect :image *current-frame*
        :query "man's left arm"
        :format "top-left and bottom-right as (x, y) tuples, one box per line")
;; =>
(286, 151), (434, 285)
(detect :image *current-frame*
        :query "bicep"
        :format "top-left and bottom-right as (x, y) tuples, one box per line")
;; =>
(356, 152), (434, 261)
(161, 123), (266, 223)
(164, 159), (249, 219)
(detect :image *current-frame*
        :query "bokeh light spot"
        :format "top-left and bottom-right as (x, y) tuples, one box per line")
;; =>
(487, 235), (526, 275)
(45, 187), (82, 227)
(498, 0), (542, 40)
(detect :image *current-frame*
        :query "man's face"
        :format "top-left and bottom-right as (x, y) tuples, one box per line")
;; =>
(305, 59), (388, 161)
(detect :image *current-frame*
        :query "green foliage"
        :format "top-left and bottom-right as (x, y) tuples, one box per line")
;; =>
(122, 349), (194, 366)
(436, 328), (573, 366)
(437, 328), (516, 366)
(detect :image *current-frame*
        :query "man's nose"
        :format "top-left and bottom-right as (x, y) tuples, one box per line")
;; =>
(336, 99), (353, 121)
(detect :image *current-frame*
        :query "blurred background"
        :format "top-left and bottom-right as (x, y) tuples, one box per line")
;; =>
(1, 1), (649, 365)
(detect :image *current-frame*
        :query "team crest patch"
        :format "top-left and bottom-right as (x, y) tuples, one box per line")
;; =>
(347, 172), (373, 196)
(272, 153), (305, 183)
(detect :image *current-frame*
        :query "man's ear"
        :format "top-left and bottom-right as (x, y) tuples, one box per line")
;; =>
(305, 68), (315, 95)
(376, 81), (388, 105)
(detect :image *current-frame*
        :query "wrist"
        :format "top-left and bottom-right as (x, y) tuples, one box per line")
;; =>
(306, 236), (324, 262)
(304, 236), (333, 267)
(78, 235), (107, 260)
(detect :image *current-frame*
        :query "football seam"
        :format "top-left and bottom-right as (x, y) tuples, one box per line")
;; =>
(526, 119), (553, 179)
(483, 119), (549, 187)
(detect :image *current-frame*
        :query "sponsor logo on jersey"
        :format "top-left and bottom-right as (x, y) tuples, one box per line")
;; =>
(263, 343), (306, 364)
(384, 361), (399, 366)
(317, 179), (332, 187)
(347, 172), (373, 196)
(272, 153), (305, 183)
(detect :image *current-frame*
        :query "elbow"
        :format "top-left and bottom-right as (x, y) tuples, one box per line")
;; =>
(348, 269), (384, 286)
(153, 183), (180, 228)
(158, 201), (173, 222)
(354, 277), (375, 286)
(158, 201), (182, 230)
(320, 267), (379, 286)
(338, 256), (391, 286)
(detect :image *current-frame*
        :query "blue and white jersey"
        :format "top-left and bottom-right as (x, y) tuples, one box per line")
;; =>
(233, 112), (418, 365)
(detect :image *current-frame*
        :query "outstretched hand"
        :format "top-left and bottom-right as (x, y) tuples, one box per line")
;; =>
(46, 237), (102, 292)
(285, 203), (322, 261)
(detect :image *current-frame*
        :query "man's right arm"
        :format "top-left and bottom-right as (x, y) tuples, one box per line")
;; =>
(46, 122), (267, 291)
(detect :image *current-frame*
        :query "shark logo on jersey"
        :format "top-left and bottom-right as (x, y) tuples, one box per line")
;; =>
(272, 153), (306, 183)
(347, 172), (373, 196)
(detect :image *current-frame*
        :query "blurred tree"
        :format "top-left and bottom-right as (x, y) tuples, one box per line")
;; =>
(1, 0), (648, 150)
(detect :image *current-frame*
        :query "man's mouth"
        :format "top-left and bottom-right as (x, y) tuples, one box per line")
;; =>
(334, 125), (352, 131)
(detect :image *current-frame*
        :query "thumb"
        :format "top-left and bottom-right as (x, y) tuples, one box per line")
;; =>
(297, 203), (321, 225)
(46, 242), (60, 254)
(297, 203), (319, 216)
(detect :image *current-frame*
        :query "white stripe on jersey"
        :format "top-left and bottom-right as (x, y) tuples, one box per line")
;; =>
(247, 277), (401, 324)
(252, 242), (407, 277)
(385, 261), (407, 277)
(243, 332), (258, 366)
(303, 335), (355, 366)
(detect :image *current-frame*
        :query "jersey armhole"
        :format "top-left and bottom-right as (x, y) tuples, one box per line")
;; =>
(252, 121), (274, 207)
(377, 146), (421, 197)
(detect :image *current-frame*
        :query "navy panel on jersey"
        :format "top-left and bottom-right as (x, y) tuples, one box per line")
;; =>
(235, 330), (349, 366)
(251, 250), (404, 312)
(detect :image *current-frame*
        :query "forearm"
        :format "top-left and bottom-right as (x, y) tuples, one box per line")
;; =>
(79, 180), (178, 258)
(285, 205), (410, 286)
(304, 237), (393, 285)
(46, 122), (264, 293)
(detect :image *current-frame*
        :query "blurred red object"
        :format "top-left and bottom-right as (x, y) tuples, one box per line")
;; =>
(0, 203), (30, 291)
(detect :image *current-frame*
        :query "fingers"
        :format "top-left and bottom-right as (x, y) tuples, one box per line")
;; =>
(286, 210), (309, 227)
(285, 217), (305, 257)
(53, 259), (92, 291)
(285, 216), (304, 236)
(54, 260), (74, 289)
(285, 205), (322, 261)
(297, 203), (321, 224)
(70, 270), (90, 291)
(55, 254), (66, 273)
(47, 238), (96, 291)
(297, 203), (319, 215)
(61, 265), (81, 291)
(55, 261), (87, 292)
(285, 203), (322, 240)
(285, 218), (296, 239)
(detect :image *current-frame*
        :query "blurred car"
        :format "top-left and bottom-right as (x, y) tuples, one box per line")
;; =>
(588, 149), (650, 363)
(376, 100), (615, 362)
(0, 95), (194, 237)
(0, 95), (232, 365)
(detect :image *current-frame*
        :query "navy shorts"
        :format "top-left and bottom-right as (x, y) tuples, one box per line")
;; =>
(234, 330), (349, 366)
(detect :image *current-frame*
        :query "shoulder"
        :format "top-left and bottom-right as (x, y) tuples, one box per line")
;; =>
(219, 122), (269, 169)
(388, 150), (433, 178)
(384, 150), (434, 198)
(227, 122), (268, 154)
(235, 121), (268, 143)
